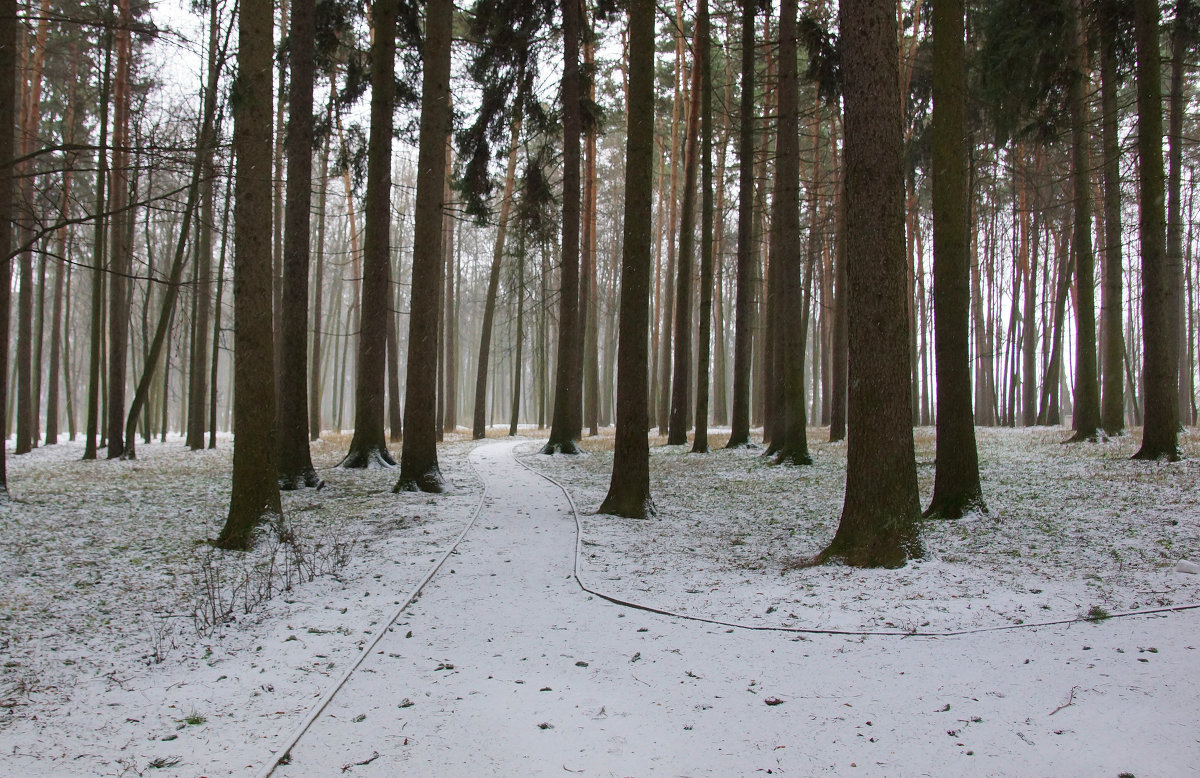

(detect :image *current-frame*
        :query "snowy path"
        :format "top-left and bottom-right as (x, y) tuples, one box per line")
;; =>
(270, 439), (1199, 777)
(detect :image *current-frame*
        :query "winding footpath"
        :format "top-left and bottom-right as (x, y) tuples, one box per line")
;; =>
(269, 439), (1198, 777)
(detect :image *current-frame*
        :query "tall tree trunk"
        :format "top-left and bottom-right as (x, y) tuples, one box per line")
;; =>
(692, 0), (714, 454)
(727, 0), (757, 448)
(543, 0), (584, 453)
(216, 0), (283, 548)
(442, 167), (457, 435)
(310, 101), (332, 441)
(600, 0), (656, 519)
(1066, 0), (1101, 440)
(1099, 12), (1126, 435)
(510, 227), (526, 436)
(46, 60), (78, 446)
(925, 0), (985, 519)
(277, 0), (320, 487)
(1133, 0), (1180, 460)
(819, 0), (920, 568)
(473, 107), (522, 439)
(0, 0), (15, 490)
(583, 32), (600, 438)
(667, 31), (703, 446)
(342, 0), (398, 468)
(104, 0), (133, 458)
(83, 18), (114, 461)
(209, 173), (232, 448)
(396, 0), (453, 492)
(387, 251), (403, 442)
(1023, 208), (1041, 427)
(1169, 0), (1191, 422)
(829, 185), (848, 442)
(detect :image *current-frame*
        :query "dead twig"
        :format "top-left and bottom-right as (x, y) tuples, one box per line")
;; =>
(1049, 685), (1079, 716)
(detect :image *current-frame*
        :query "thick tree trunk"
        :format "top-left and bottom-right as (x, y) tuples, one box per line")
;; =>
(925, 0), (985, 519)
(600, 0), (656, 519)
(1133, 0), (1180, 460)
(217, 0), (283, 548)
(342, 0), (398, 468)
(819, 0), (920, 568)
(396, 0), (453, 492)
(0, 0), (15, 490)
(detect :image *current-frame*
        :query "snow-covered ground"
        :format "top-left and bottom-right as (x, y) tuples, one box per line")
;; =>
(1, 426), (1197, 776)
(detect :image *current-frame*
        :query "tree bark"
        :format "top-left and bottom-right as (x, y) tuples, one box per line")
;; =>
(217, 0), (283, 548)
(0, 0), (15, 490)
(396, 0), (453, 492)
(819, 0), (920, 568)
(277, 0), (320, 487)
(473, 108), (522, 439)
(925, 0), (985, 519)
(727, 0), (757, 448)
(542, 0), (584, 453)
(692, 0), (714, 455)
(1133, 0), (1180, 460)
(342, 0), (398, 468)
(600, 0), (656, 519)
(1099, 12), (1126, 435)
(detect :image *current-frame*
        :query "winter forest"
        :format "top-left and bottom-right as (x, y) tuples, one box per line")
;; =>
(2, 0), (1200, 775)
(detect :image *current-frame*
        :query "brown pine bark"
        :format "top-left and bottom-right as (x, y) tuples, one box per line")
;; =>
(1133, 0), (1180, 460)
(396, 0), (453, 492)
(542, 0), (584, 453)
(277, 0), (320, 487)
(600, 0), (656, 519)
(0, 0), (15, 489)
(818, 0), (920, 568)
(1098, 12), (1126, 435)
(217, 0), (283, 548)
(342, 0), (398, 468)
(726, 0), (757, 448)
(692, 0), (714, 455)
(925, 0), (984, 519)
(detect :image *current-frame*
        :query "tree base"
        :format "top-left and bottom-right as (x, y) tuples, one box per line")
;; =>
(279, 468), (324, 491)
(1063, 428), (1104, 444)
(773, 448), (812, 466)
(724, 435), (757, 450)
(541, 440), (582, 455)
(597, 491), (656, 519)
(338, 447), (397, 469)
(691, 441), (709, 454)
(1131, 443), (1181, 462)
(812, 531), (921, 569)
(922, 491), (986, 521)
(666, 430), (688, 446)
(393, 465), (448, 493)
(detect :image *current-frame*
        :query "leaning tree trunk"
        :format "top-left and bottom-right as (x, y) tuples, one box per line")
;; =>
(818, 0), (921, 568)
(600, 0), (656, 519)
(396, 0), (453, 492)
(472, 106), (522, 439)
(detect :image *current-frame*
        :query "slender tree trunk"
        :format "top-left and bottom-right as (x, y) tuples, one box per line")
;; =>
(692, 0), (714, 454)
(310, 103), (332, 441)
(1169, 0), (1191, 422)
(1133, 0), (1180, 460)
(600, 0), (656, 519)
(209, 173), (232, 448)
(1065, 0), (1101, 440)
(925, 0), (984, 519)
(829, 185), (848, 442)
(727, 0), (757, 448)
(277, 0), (319, 487)
(216, 0), (283, 548)
(442, 170), (457, 435)
(342, 0), (398, 468)
(542, 0), (584, 453)
(83, 20), (113, 461)
(0, 0), (16, 490)
(387, 251), (403, 442)
(1099, 13), (1126, 435)
(473, 108), (522, 439)
(510, 227), (526, 436)
(46, 62), (78, 446)
(667, 32), (703, 445)
(396, 0), (453, 492)
(583, 32), (600, 438)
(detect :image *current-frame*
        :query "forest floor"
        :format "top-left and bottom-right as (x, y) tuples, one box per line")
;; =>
(1, 426), (1198, 776)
